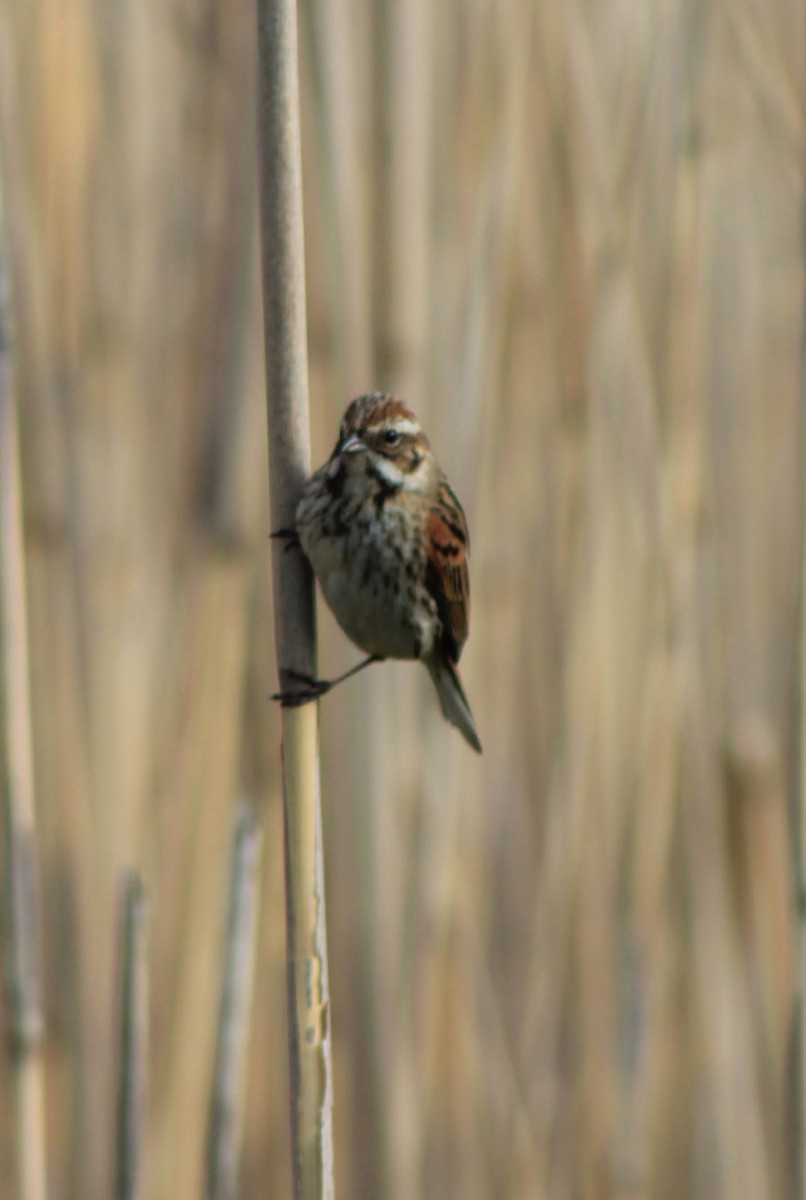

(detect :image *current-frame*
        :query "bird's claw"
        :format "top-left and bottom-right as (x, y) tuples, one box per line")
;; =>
(272, 668), (332, 706)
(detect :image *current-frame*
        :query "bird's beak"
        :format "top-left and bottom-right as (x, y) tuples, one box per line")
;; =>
(336, 432), (364, 455)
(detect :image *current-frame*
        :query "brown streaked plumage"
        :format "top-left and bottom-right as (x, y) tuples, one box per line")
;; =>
(426, 484), (470, 660)
(276, 393), (481, 752)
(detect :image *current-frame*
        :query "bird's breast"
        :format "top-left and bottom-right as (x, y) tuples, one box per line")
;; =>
(296, 482), (436, 661)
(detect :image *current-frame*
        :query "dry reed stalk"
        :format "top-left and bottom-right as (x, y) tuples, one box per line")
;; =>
(24, 528), (102, 1195)
(257, 0), (334, 1196)
(115, 872), (148, 1200)
(4, 8), (119, 1182)
(0, 198), (47, 1200)
(346, 4), (436, 1194)
(416, 10), (534, 1196)
(724, 724), (792, 1197)
(206, 808), (263, 1200)
(797, 194), (806, 1199)
(300, 0), (372, 393)
(295, 10), (377, 1186)
(150, 552), (251, 1200)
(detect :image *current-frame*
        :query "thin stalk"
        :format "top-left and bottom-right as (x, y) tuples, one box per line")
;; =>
(791, 155), (806, 1200)
(363, 6), (436, 1195)
(0, 190), (47, 1200)
(206, 808), (263, 1200)
(150, 552), (252, 1197)
(256, 1), (334, 1197)
(115, 872), (148, 1200)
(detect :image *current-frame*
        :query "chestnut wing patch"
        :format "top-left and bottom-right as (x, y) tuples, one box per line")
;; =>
(425, 489), (470, 663)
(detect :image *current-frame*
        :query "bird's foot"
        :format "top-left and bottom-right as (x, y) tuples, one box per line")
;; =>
(272, 668), (332, 706)
(271, 655), (382, 706)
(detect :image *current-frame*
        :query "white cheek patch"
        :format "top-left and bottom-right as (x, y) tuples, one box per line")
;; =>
(372, 456), (406, 488)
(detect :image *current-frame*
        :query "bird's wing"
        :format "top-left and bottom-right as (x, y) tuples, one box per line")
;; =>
(425, 481), (471, 663)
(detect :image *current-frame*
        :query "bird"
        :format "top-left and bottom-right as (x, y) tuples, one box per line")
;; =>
(273, 392), (482, 753)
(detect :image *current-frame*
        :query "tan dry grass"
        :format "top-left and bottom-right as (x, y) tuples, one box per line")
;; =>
(0, 0), (803, 1197)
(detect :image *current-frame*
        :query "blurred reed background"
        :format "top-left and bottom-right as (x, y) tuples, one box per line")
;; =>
(0, 0), (804, 1197)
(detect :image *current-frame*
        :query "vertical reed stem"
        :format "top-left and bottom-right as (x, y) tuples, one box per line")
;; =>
(793, 174), (806, 1200)
(206, 808), (263, 1200)
(115, 873), (148, 1200)
(256, 1), (334, 1195)
(0, 190), (47, 1200)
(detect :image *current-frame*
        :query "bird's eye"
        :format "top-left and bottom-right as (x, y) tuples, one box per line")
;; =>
(383, 429), (400, 445)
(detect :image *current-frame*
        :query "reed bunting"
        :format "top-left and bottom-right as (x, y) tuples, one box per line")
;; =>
(274, 393), (482, 753)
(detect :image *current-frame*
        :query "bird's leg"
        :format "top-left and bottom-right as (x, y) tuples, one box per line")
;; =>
(270, 527), (301, 552)
(272, 655), (383, 706)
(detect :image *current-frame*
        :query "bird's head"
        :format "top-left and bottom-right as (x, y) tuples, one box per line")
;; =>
(328, 393), (433, 491)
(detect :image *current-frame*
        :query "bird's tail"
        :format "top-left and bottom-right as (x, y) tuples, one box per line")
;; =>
(426, 656), (482, 753)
